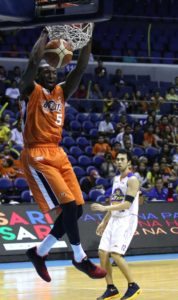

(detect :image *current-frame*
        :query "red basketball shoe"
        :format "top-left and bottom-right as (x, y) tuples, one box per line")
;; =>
(26, 246), (51, 282)
(72, 257), (107, 279)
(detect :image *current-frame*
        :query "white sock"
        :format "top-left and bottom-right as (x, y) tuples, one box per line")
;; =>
(71, 243), (86, 262)
(36, 234), (57, 257)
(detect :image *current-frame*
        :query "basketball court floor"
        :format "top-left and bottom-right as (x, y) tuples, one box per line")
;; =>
(0, 254), (178, 300)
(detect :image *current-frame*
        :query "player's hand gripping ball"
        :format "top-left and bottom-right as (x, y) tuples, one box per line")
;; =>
(44, 39), (73, 68)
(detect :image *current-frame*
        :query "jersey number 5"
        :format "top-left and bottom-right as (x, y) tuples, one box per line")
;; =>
(56, 113), (62, 125)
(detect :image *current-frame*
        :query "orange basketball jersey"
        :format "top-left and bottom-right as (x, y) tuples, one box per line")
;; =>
(21, 83), (65, 147)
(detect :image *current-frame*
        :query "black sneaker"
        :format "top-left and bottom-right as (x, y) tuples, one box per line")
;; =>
(97, 286), (120, 300)
(26, 246), (51, 282)
(121, 283), (141, 299)
(72, 257), (107, 279)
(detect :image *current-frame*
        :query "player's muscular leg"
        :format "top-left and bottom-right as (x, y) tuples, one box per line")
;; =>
(111, 252), (134, 283)
(99, 250), (113, 285)
(50, 204), (83, 240)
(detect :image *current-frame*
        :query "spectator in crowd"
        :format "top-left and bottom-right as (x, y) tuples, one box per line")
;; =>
(142, 114), (156, 129)
(115, 124), (133, 148)
(115, 114), (128, 135)
(5, 80), (20, 110)
(98, 113), (115, 138)
(11, 66), (22, 83)
(88, 82), (103, 100)
(122, 137), (133, 151)
(111, 68), (125, 91)
(88, 82), (104, 112)
(159, 144), (172, 161)
(10, 120), (24, 147)
(92, 135), (111, 156)
(172, 145), (178, 163)
(143, 125), (156, 148)
(146, 177), (168, 202)
(73, 82), (87, 99)
(133, 122), (144, 146)
(134, 161), (148, 188)
(133, 89), (147, 113)
(94, 59), (107, 78)
(165, 87), (178, 102)
(146, 162), (161, 188)
(0, 157), (17, 179)
(0, 116), (11, 143)
(139, 155), (148, 166)
(153, 126), (163, 148)
(3, 113), (11, 127)
(103, 90), (118, 113)
(80, 169), (102, 195)
(117, 92), (129, 114)
(110, 142), (122, 159)
(0, 65), (9, 83)
(159, 157), (172, 183)
(169, 116), (178, 141)
(158, 115), (169, 131)
(160, 125), (177, 146)
(100, 152), (116, 179)
(150, 90), (164, 113)
(169, 162), (178, 193)
(123, 49), (137, 63)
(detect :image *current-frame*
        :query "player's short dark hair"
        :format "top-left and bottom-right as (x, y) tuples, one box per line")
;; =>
(117, 149), (132, 163)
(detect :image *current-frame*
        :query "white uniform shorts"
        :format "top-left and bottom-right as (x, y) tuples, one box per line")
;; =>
(99, 214), (138, 255)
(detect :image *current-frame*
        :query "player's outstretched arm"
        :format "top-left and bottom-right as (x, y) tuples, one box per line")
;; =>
(62, 40), (92, 100)
(19, 28), (48, 96)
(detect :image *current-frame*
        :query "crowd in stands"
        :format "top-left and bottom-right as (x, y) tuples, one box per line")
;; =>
(0, 60), (177, 205)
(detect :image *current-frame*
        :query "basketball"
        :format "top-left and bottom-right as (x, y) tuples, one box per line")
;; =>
(43, 39), (73, 68)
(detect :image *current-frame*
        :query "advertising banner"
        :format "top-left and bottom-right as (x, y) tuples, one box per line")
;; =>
(0, 202), (178, 262)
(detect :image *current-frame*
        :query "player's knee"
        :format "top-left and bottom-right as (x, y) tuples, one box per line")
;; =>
(110, 252), (122, 259)
(61, 200), (77, 214)
(98, 249), (108, 258)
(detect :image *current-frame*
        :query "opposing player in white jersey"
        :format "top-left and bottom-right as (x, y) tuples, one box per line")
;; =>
(91, 149), (141, 300)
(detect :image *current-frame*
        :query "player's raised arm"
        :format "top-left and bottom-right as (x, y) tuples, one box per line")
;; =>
(19, 28), (48, 96)
(62, 39), (92, 100)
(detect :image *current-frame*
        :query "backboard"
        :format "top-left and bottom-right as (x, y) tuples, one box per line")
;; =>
(0, 0), (113, 30)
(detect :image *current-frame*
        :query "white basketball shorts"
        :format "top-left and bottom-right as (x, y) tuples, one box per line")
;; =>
(98, 214), (138, 255)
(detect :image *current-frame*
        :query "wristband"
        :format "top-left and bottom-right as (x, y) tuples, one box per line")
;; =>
(125, 195), (134, 203)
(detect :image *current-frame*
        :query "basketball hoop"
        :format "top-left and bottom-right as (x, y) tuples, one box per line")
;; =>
(46, 23), (94, 51)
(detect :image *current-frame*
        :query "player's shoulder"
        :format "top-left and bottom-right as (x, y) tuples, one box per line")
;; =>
(113, 174), (120, 182)
(127, 174), (139, 184)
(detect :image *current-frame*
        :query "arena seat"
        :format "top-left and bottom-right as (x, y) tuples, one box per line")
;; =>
(68, 155), (77, 166)
(88, 189), (103, 202)
(78, 155), (92, 167)
(69, 146), (84, 158)
(95, 177), (110, 188)
(21, 190), (31, 203)
(96, 195), (106, 203)
(62, 136), (76, 148)
(92, 155), (105, 167)
(14, 177), (29, 191)
(76, 137), (91, 149)
(73, 166), (86, 179)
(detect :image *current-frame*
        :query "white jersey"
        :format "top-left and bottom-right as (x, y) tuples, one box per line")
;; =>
(110, 173), (139, 218)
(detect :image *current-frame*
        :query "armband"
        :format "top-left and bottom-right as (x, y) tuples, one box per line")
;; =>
(125, 195), (134, 203)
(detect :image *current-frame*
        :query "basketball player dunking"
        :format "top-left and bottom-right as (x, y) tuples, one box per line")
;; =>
(91, 149), (141, 300)
(19, 28), (106, 282)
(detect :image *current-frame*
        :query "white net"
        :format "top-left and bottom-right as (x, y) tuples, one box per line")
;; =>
(46, 23), (94, 51)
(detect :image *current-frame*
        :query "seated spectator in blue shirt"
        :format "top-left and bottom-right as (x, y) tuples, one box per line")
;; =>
(146, 177), (168, 202)
(123, 49), (137, 63)
(133, 122), (144, 146)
